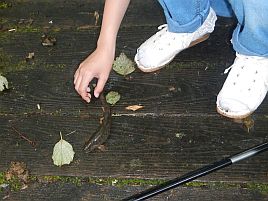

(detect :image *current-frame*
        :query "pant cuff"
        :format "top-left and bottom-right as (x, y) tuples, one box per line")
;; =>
(164, 1), (210, 33)
(232, 24), (268, 57)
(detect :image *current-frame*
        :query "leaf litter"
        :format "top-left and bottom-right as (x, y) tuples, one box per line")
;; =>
(5, 161), (29, 189)
(233, 116), (254, 133)
(94, 11), (100, 25)
(25, 52), (35, 61)
(0, 75), (8, 91)
(41, 34), (56, 46)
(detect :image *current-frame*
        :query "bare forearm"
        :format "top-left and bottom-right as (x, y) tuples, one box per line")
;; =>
(97, 0), (130, 49)
(74, 0), (130, 102)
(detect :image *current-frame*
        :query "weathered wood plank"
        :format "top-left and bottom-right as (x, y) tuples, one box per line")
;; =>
(1, 17), (253, 117)
(0, 114), (267, 183)
(0, 67), (221, 116)
(1, 60), (268, 117)
(1, 0), (235, 30)
(1, 182), (267, 201)
(1, 18), (235, 65)
(0, 17), (244, 117)
(1, 0), (165, 29)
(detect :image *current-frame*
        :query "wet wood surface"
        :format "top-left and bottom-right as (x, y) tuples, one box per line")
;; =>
(1, 181), (267, 201)
(1, 0), (268, 200)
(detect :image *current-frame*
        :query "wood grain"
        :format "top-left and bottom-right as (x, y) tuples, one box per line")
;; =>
(0, 114), (267, 183)
(1, 182), (267, 201)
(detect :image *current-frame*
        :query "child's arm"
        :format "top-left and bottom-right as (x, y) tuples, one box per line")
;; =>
(74, 0), (130, 103)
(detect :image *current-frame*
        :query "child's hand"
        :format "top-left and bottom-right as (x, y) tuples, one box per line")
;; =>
(74, 46), (115, 103)
(74, 0), (130, 103)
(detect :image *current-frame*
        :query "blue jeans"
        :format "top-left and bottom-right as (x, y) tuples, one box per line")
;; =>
(158, 0), (268, 57)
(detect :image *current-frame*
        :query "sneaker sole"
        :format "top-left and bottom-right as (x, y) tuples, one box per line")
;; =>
(137, 33), (210, 73)
(216, 105), (252, 119)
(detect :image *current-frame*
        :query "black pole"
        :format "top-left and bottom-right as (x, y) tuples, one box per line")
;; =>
(122, 142), (268, 201)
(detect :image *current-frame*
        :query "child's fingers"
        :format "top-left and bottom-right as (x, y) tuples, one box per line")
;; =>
(74, 70), (78, 84)
(84, 92), (91, 103)
(74, 75), (82, 93)
(79, 74), (94, 102)
(94, 75), (108, 98)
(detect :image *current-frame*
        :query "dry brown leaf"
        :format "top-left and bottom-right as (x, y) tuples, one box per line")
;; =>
(125, 105), (144, 111)
(77, 25), (93, 30)
(99, 116), (104, 124)
(233, 116), (254, 133)
(25, 52), (34, 61)
(168, 86), (176, 92)
(97, 145), (106, 152)
(41, 34), (56, 46)
(242, 116), (254, 133)
(94, 11), (100, 25)
(5, 161), (29, 184)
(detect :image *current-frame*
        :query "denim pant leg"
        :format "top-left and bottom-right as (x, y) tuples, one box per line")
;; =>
(228, 0), (268, 57)
(157, 0), (210, 33)
(210, 0), (233, 17)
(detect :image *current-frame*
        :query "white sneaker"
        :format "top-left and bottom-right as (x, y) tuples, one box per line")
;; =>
(217, 53), (268, 119)
(134, 8), (217, 72)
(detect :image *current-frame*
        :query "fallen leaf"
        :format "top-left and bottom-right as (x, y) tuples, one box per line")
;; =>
(125, 105), (144, 111)
(77, 25), (93, 30)
(25, 52), (34, 61)
(2, 195), (10, 200)
(8, 28), (16, 32)
(233, 116), (254, 133)
(41, 34), (56, 46)
(94, 11), (99, 25)
(0, 184), (9, 188)
(112, 53), (135, 76)
(168, 86), (176, 92)
(5, 162), (29, 184)
(97, 145), (106, 152)
(99, 116), (104, 124)
(242, 116), (254, 133)
(105, 91), (121, 105)
(175, 132), (186, 139)
(52, 132), (75, 167)
(0, 75), (8, 91)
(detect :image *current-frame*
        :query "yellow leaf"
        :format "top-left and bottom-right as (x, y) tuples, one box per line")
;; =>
(125, 105), (144, 111)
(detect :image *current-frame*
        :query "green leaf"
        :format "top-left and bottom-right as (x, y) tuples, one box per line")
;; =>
(112, 53), (135, 76)
(106, 91), (121, 105)
(52, 132), (75, 167)
(0, 75), (8, 91)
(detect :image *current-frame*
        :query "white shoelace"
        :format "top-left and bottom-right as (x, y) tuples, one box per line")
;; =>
(224, 53), (268, 77)
(158, 24), (168, 30)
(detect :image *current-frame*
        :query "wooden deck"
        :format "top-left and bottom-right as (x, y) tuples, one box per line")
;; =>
(0, 0), (268, 200)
